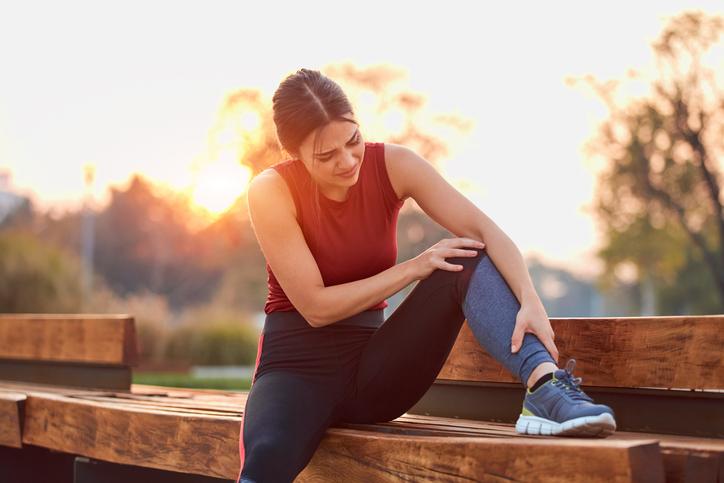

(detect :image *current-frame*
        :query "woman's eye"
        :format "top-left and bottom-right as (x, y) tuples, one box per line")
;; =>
(316, 135), (360, 161)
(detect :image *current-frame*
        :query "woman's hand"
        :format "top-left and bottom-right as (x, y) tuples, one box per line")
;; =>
(511, 301), (559, 363)
(409, 237), (486, 281)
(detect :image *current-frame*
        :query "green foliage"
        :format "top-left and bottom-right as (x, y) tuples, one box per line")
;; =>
(657, 246), (722, 314)
(191, 322), (259, 365)
(0, 230), (83, 312)
(165, 306), (260, 366)
(596, 216), (688, 290)
(132, 372), (251, 391)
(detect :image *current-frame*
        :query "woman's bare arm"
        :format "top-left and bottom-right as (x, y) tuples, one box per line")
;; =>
(383, 143), (542, 308)
(247, 169), (420, 328)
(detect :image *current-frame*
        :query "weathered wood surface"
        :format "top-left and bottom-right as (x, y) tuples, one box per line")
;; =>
(0, 314), (138, 365)
(441, 316), (724, 389)
(659, 447), (723, 483)
(300, 430), (666, 483)
(2, 381), (720, 482)
(0, 391), (24, 448)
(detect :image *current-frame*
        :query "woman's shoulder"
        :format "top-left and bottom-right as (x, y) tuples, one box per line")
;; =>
(379, 142), (411, 203)
(248, 165), (298, 218)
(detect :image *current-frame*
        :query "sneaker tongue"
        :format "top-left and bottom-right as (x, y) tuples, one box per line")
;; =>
(553, 369), (568, 381)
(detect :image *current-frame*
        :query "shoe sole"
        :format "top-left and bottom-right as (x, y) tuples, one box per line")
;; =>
(515, 412), (616, 437)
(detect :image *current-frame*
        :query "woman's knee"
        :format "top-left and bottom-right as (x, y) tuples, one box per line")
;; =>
(436, 247), (488, 304)
(241, 432), (301, 481)
(427, 245), (486, 278)
(245, 433), (287, 463)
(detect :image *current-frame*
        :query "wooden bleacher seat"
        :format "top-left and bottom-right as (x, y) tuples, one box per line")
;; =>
(0, 313), (722, 482)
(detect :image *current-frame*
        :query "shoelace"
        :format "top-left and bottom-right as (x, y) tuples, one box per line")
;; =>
(554, 358), (594, 403)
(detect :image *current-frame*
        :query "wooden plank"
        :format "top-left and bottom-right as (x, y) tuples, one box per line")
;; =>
(395, 413), (724, 454)
(657, 448), (722, 483)
(300, 429), (666, 483)
(15, 381), (724, 449)
(440, 316), (724, 389)
(0, 314), (138, 365)
(9, 380), (724, 452)
(13, 383), (724, 481)
(0, 391), (24, 448)
(372, 414), (724, 479)
(22, 392), (240, 480)
(21, 391), (669, 482)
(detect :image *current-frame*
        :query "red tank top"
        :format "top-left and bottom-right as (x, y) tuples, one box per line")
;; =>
(264, 142), (405, 314)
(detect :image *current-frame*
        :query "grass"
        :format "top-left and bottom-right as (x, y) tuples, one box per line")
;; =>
(132, 372), (252, 391)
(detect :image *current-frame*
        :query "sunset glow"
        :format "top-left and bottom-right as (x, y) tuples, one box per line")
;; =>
(191, 151), (252, 216)
(1, 1), (721, 276)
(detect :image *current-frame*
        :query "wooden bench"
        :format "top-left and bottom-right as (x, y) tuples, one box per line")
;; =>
(0, 314), (722, 482)
(410, 316), (723, 437)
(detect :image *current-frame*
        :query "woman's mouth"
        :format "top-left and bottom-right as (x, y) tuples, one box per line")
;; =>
(338, 164), (358, 178)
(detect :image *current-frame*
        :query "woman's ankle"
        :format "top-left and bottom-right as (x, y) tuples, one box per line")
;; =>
(526, 362), (558, 389)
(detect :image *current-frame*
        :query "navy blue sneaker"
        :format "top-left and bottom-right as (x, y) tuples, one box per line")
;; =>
(515, 358), (616, 437)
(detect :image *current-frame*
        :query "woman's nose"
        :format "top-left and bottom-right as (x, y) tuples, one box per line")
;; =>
(339, 152), (357, 169)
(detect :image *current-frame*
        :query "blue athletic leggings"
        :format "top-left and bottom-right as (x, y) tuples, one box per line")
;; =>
(237, 247), (555, 483)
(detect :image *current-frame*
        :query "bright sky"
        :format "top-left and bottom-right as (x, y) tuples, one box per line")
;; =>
(1, 1), (722, 278)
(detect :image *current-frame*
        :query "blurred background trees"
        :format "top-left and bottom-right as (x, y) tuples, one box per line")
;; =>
(0, 63), (469, 367)
(0, 231), (83, 312)
(0, 12), (721, 372)
(585, 12), (723, 314)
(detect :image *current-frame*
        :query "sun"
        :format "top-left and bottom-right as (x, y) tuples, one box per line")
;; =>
(191, 151), (252, 216)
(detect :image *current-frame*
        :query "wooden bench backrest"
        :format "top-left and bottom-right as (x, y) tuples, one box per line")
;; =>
(442, 315), (724, 390)
(0, 314), (138, 366)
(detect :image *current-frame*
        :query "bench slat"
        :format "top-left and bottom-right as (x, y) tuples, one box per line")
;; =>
(441, 316), (724, 389)
(0, 315), (138, 366)
(0, 392), (25, 448)
(300, 429), (665, 483)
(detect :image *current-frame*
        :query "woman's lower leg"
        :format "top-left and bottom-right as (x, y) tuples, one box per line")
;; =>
(527, 362), (559, 388)
(461, 250), (558, 388)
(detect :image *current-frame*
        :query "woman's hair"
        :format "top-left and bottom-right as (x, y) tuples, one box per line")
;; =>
(272, 68), (357, 160)
(271, 69), (360, 252)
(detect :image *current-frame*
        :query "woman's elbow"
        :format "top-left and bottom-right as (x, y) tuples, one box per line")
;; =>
(296, 296), (329, 328)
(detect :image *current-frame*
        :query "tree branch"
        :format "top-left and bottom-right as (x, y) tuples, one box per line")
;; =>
(672, 88), (724, 272)
(641, 169), (724, 297)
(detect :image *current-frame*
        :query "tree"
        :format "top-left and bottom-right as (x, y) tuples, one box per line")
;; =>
(0, 231), (83, 312)
(93, 175), (221, 307)
(584, 12), (724, 313)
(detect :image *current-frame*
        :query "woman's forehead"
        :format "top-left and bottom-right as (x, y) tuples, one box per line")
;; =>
(309, 119), (358, 153)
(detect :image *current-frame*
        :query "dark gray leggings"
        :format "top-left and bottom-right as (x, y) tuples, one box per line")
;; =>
(237, 248), (554, 482)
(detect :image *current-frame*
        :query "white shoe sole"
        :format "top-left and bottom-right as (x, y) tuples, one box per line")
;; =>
(515, 412), (616, 437)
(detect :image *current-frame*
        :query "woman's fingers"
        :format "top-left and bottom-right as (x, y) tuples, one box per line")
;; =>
(461, 238), (485, 248)
(447, 248), (480, 258)
(445, 237), (485, 249)
(440, 261), (465, 271)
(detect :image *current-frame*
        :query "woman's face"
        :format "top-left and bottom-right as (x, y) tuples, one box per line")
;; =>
(297, 114), (365, 195)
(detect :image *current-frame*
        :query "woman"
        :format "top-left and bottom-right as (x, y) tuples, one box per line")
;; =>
(238, 68), (616, 483)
